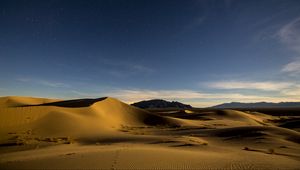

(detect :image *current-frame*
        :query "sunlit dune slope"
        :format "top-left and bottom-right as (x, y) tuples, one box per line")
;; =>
(0, 96), (60, 108)
(0, 96), (182, 139)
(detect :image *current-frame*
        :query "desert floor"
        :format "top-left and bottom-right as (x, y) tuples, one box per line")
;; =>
(0, 96), (299, 170)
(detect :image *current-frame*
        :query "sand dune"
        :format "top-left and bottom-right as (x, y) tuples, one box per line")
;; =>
(0, 97), (182, 143)
(0, 96), (60, 108)
(0, 96), (299, 169)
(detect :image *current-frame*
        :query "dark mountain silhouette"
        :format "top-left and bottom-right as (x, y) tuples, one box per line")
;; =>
(212, 102), (300, 109)
(132, 99), (192, 109)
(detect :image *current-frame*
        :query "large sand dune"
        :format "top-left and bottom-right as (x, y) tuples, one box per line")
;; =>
(0, 96), (299, 170)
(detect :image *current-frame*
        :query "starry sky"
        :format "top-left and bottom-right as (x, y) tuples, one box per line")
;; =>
(1, 0), (300, 107)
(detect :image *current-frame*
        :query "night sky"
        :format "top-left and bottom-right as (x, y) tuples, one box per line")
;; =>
(1, 0), (300, 107)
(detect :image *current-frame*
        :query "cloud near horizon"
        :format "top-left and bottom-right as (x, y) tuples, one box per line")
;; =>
(206, 81), (293, 91)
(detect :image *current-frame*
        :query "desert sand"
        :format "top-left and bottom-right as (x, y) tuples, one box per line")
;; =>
(0, 96), (299, 170)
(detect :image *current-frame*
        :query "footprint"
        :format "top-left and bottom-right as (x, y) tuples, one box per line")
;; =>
(110, 149), (120, 170)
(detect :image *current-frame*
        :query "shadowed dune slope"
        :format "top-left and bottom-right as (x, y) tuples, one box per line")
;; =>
(202, 126), (300, 144)
(27, 97), (108, 107)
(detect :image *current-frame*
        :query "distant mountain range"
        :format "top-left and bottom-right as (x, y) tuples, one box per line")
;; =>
(131, 99), (192, 109)
(211, 102), (300, 108)
(132, 99), (300, 109)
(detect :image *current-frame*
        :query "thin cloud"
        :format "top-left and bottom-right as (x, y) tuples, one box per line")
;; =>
(206, 81), (292, 91)
(16, 78), (31, 82)
(281, 58), (300, 75)
(99, 57), (155, 76)
(16, 78), (70, 88)
(278, 17), (300, 76)
(131, 65), (154, 73)
(70, 90), (98, 97)
(278, 17), (300, 53)
(38, 80), (69, 88)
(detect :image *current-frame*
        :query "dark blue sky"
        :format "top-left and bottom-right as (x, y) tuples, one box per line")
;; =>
(1, 0), (300, 106)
